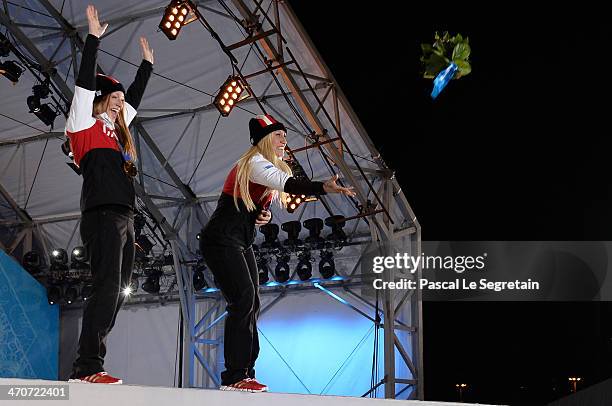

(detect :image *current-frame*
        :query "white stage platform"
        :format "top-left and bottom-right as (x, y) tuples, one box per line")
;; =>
(0, 378), (498, 406)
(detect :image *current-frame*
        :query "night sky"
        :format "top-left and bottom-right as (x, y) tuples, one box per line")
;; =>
(288, 1), (612, 404)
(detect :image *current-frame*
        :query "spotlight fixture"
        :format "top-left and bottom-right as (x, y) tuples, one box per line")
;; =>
(274, 254), (291, 283)
(214, 75), (249, 117)
(296, 251), (312, 281)
(159, 0), (195, 40)
(65, 283), (78, 304)
(259, 223), (279, 248)
(27, 83), (58, 127)
(257, 257), (270, 285)
(142, 273), (161, 294)
(135, 234), (154, 261)
(303, 218), (325, 248)
(163, 253), (174, 266)
(319, 250), (335, 279)
(325, 215), (347, 242)
(134, 212), (147, 236)
(47, 284), (62, 305)
(0, 60), (24, 84)
(193, 265), (207, 292)
(281, 221), (302, 246)
(50, 248), (68, 270)
(285, 194), (317, 214)
(81, 283), (94, 301)
(123, 279), (138, 296)
(70, 246), (88, 269)
(22, 251), (42, 275)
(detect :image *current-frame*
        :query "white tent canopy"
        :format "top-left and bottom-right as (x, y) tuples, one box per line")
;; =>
(0, 0), (411, 250)
(0, 0), (421, 398)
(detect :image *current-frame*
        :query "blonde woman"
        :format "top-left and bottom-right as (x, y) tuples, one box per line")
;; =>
(65, 5), (153, 384)
(200, 114), (354, 392)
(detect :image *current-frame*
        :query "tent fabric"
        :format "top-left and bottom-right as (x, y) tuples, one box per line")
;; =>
(0, 0), (402, 249)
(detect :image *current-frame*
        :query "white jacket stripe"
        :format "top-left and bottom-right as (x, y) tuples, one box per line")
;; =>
(66, 86), (96, 133)
(248, 153), (290, 191)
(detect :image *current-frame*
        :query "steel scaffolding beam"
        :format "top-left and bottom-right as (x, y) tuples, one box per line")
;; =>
(225, 0), (422, 399)
(1, 0), (422, 399)
(2, 1), (210, 387)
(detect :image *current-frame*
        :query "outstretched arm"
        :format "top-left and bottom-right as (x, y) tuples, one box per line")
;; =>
(249, 154), (355, 197)
(66, 5), (108, 134)
(125, 37), (154, 124)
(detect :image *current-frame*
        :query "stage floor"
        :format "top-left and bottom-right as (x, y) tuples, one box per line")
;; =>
(0, 378), (499, 405)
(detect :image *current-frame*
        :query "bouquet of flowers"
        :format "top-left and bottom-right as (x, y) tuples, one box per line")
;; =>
(421, 32), (471, 98)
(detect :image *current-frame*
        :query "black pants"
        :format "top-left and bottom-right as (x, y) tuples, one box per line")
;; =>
(201, 244), (260, 385)
(71, 207), (134, 378)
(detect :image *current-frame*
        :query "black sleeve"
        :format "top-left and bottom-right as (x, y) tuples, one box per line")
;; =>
(283, 178), (327, 196)
(125, 60), (153, 109)
(76, 34), (100, 91)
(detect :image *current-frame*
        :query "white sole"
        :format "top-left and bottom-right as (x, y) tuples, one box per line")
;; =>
(219, 385), (265, 393)
(68, 379), (123, 385)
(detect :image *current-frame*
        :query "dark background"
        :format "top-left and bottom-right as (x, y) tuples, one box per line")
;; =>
(288, 1), (612, 404)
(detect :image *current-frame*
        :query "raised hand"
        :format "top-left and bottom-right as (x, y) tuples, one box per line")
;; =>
(323, 174), (356, 197)
(86, 5), (108, 38)
(139, 37), (154, 64)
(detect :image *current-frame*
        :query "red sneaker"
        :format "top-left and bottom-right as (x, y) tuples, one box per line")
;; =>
(247, 378), (268, 392)
(220, 378), (268, 392)
(69, 372), (123, 384)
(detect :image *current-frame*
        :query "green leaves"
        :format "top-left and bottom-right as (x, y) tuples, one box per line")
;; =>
(452, 42), (471, 61)
(421, 31), (472, 80)
(454, 60), (471, 78)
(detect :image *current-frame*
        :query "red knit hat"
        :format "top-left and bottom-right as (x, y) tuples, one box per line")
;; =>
(95, 73), (125, 102)
(249, 114), (286, 146)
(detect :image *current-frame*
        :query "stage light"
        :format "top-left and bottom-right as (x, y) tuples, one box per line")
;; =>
(47, 285), (61, 305)
(296, 251), (312, 281)
(260, 223), (279, 248)
(134, 212), (146, 235)
(81, 283), (93, 301)
(22, 251), (42, 275)
(123, 279), (138, 296)
(27, 83), (57, 127)
(50, 248), (68, 268)
(325, 215), (347, 242)
(274, 255), (291, 283)
(285, 194), (317, 214)
(281, 221), (302, 246)
(142, 274), (161, 294)
(33, 83), (50, 99)
(303, 218), (325, 247)
(193, 265), (207, 292)
(71, 246), (88, 269)
(319, 250), (335, 279)
(28, 99), (57, 127)
(214, 75), (249, 117)
(257, 257), (270, 285)
(159, 0), (194, 40)
(65, 284), (78, 304)
(135, 234), (154, 260)
(0, 60), (24, 84)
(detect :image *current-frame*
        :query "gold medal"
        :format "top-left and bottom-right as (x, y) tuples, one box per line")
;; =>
(123, 161), (137, 177)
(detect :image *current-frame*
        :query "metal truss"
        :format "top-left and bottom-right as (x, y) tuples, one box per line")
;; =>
(0, 0), (422, 399)
(222, 1), (423, 399)
(0, 0), (210, 389)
